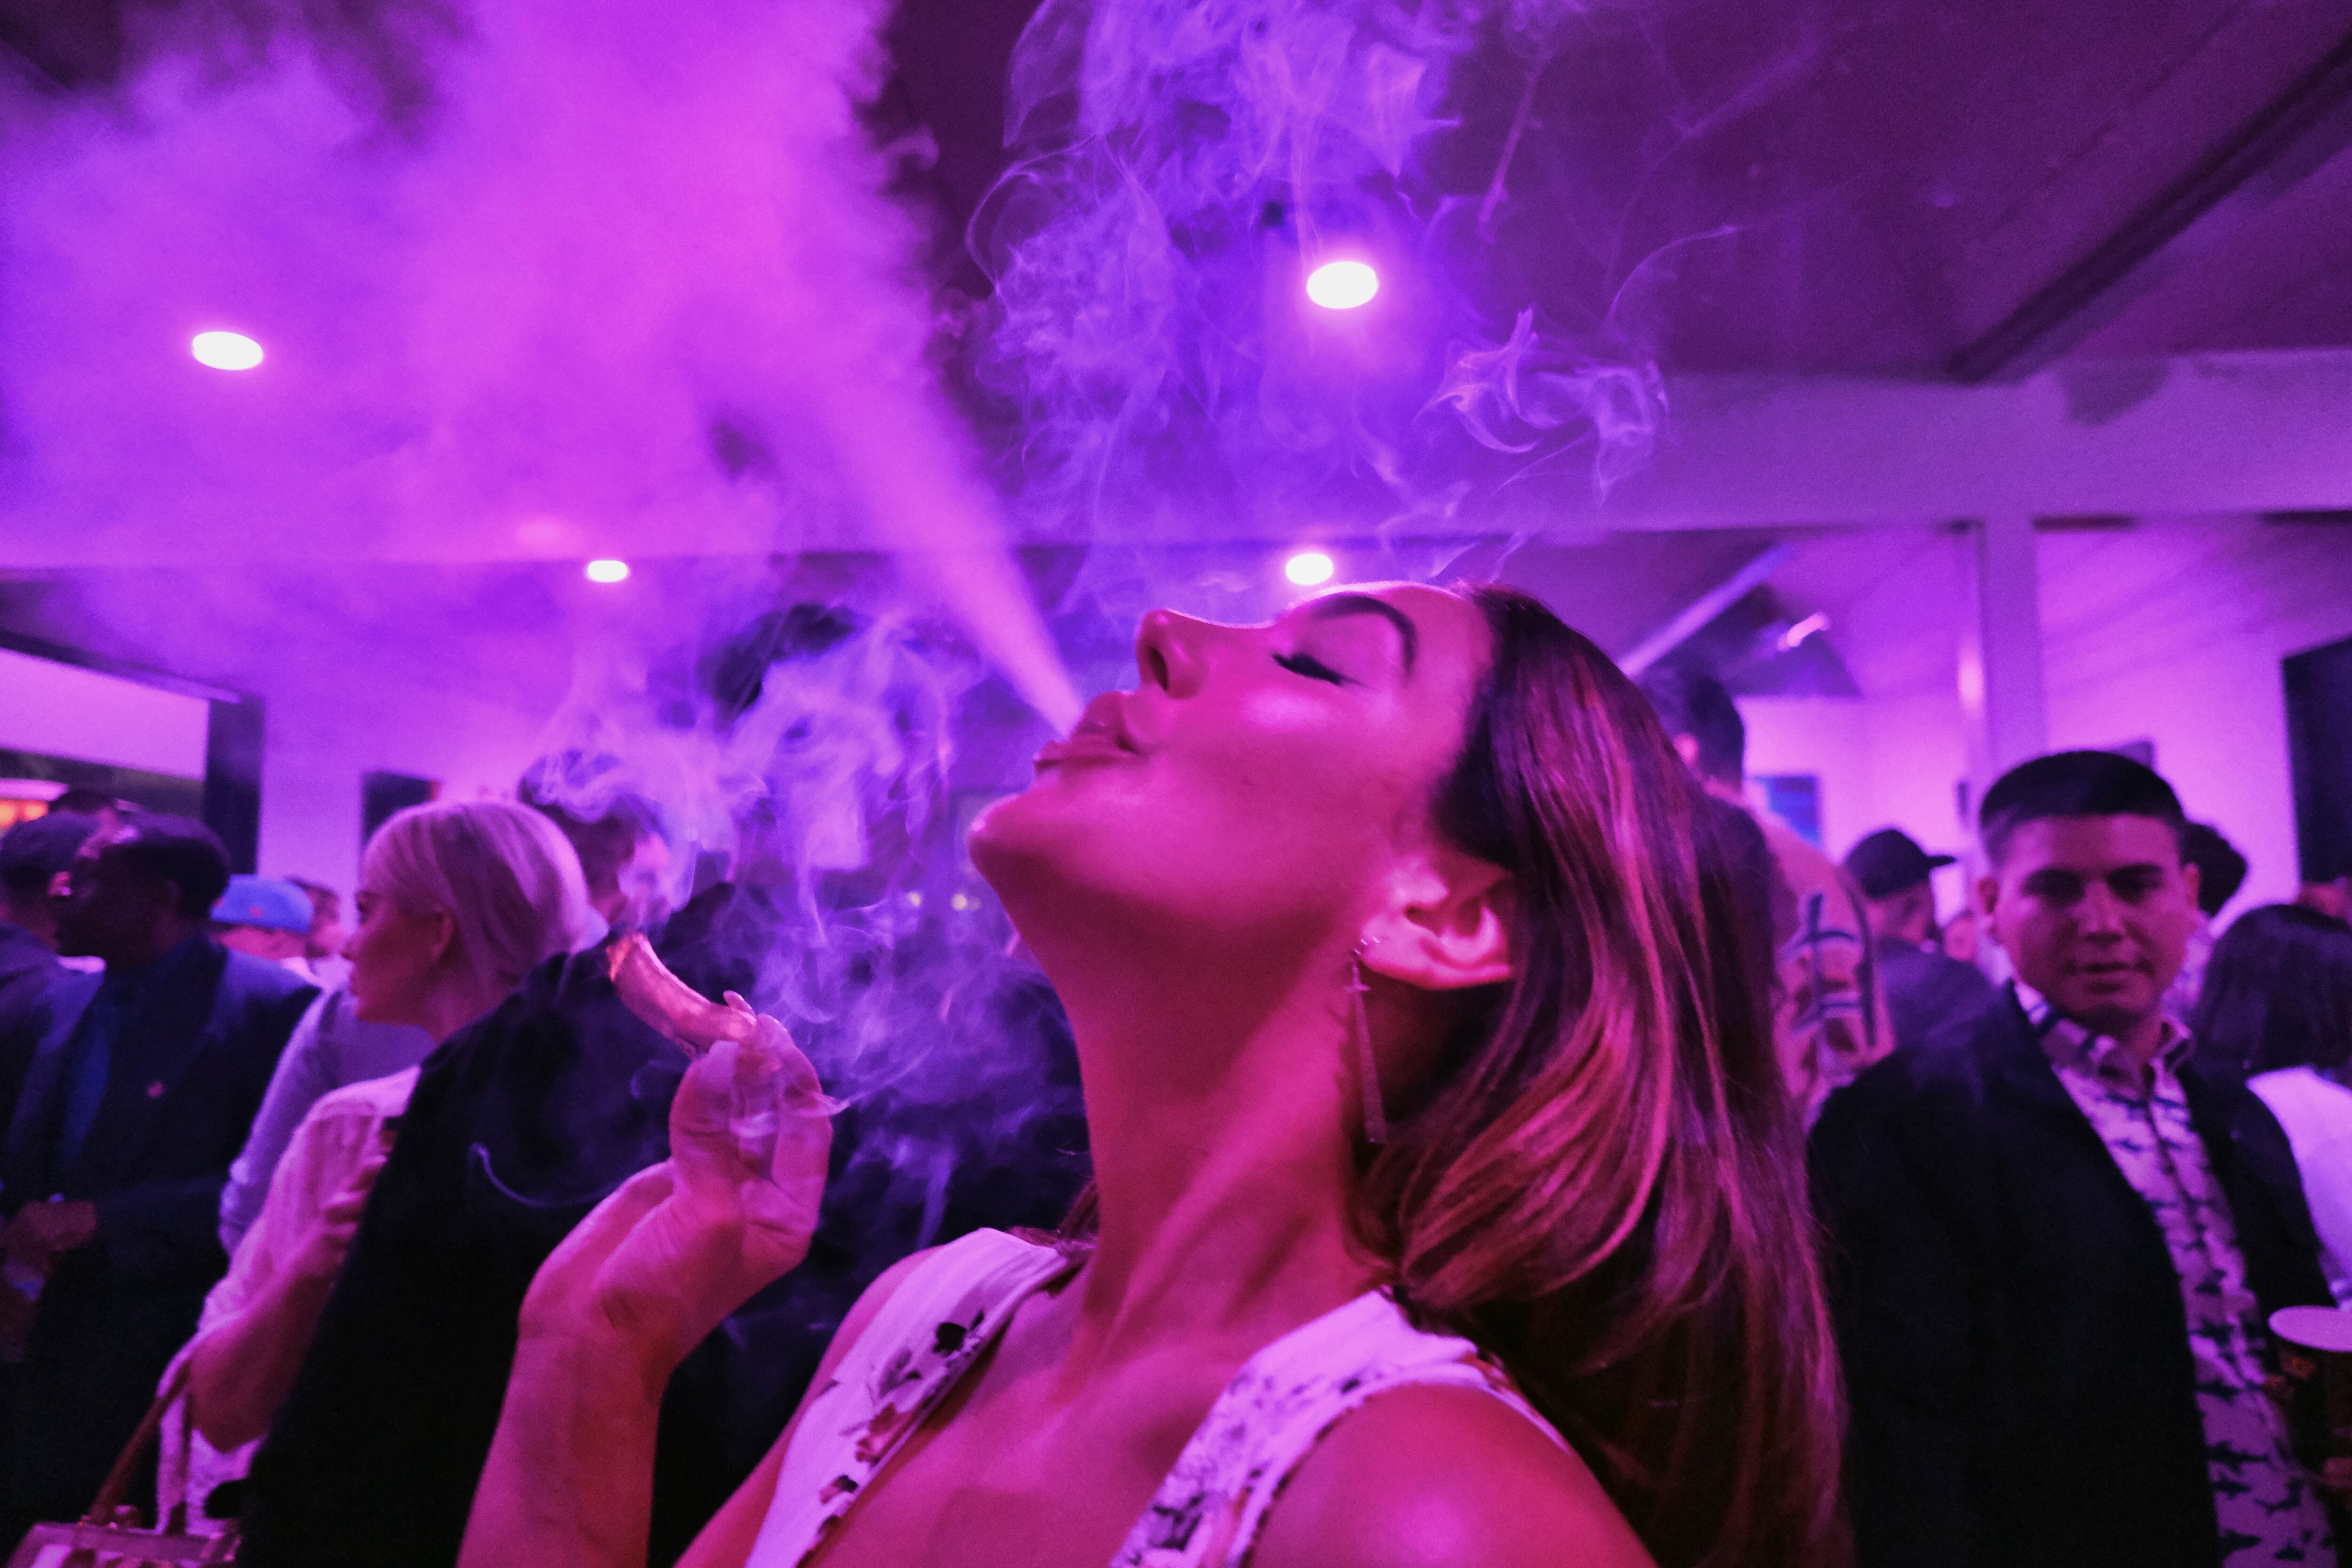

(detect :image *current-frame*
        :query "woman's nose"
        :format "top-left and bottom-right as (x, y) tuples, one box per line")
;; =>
(1135, 609), (1213, 699)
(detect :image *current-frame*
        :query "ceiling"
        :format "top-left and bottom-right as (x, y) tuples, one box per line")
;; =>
(8, 0), (2348, 382)
(5, 0), (2351, 715)
(872, 0), (2352, 379)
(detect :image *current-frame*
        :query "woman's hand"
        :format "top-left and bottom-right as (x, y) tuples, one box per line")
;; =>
(288, 1132), (390, 1286)
(517, 1008), (834, 1388)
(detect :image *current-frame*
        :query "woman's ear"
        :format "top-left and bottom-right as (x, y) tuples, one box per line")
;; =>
(422, 908), (459, 970)
(1359, 851), (1514, 993)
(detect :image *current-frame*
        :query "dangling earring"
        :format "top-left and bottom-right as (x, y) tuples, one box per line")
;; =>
(1351, 944), (1388, 1147)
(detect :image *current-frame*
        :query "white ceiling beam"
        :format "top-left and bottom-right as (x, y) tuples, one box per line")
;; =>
(1577, 348), (2352, 534)
(6, 348), (2352, 565)
(1615, 544), (1796, 676)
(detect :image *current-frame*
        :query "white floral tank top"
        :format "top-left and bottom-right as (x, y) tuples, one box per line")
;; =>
(746, 1228), (1564, 1568)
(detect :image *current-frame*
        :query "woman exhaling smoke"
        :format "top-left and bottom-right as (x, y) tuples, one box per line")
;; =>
(458, 583), (1846, 1568)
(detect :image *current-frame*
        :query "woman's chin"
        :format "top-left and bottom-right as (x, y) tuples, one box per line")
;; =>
(967, 791), (1106, 909)
(347, 987), (405, 1027)
(965, 795), (1038, 888)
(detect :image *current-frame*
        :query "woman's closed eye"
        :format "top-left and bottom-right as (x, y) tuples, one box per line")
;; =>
(1273, 651), (1350, 685)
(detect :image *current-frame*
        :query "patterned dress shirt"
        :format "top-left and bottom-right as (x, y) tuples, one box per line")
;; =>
(2021, 984), (2334, 1565)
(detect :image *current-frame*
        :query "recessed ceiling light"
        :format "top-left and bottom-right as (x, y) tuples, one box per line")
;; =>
(1285, 550), (1337, 587)
(1304, 261), (1378, 310)
(191, 330), (264, 370)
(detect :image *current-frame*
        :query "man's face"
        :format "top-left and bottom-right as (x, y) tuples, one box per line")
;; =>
(218, 924), (306, 962)
(1982, 815), (2200, 1038)
(51, 833), (172, 963)
(1867, 883), (1939, 948)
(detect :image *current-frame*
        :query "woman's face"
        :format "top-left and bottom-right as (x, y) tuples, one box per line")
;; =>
(346, 883), (453, 1028)
(971, 584), (1492, 947)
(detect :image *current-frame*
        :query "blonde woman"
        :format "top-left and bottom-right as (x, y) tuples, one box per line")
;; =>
(158, 800), (594, 1530)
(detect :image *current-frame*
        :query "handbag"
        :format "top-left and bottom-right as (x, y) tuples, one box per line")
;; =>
(4, 1364), (238, 1568)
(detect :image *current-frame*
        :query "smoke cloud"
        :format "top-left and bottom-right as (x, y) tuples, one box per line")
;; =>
(0, 0), (1077, 727)
(0, 0), (1729, 1187)
(969, 0), (1668, 553)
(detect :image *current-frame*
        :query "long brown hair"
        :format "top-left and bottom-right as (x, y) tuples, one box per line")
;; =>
(1351, 584), (1846, 1568)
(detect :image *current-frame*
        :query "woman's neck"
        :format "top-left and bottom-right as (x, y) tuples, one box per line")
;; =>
(1039, 925), (1381, 1380)
(417, 975), (501, 1044)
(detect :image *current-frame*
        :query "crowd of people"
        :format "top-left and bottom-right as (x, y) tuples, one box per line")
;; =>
(0, 584), (2344, 1568)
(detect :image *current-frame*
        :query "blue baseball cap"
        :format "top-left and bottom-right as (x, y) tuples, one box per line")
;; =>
(212, 875), (315, 935)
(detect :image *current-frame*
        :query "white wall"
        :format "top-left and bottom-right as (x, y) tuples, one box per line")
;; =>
(255, 679), (554, 903)
(1742, 691), (1974, 918)
(2040, 518), (2352, 915)
(1744, 516), (2352, 924)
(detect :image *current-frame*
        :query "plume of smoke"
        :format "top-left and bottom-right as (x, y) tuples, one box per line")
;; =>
(0, 0), (1077, 728)
(971, 0), (1666, 545)
(532, 601), (1086, 1250)
(535, 604), (963, 928)
(1429, 308), (1665, 491)
(0, 0), (1090, 1229)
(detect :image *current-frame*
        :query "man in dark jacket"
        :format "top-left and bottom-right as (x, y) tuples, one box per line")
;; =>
(1843, 827), (1997, 1051)
(0, 813), (100, 1135)
(1815, 751), (2336, 1568)
(0, 816), (313, 1539)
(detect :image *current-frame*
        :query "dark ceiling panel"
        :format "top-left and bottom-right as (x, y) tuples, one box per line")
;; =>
(880, 0), (2352, 377)
(2070, 133), (2352, 358)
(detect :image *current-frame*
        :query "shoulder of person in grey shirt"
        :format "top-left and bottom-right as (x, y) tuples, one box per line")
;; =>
(218, 987), (436, 1254)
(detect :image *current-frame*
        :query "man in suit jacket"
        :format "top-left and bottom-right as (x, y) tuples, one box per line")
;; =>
(1815, 752), (2336, 1568)
(0, 813), (101, 1138)
(0, 816), (313, 1540)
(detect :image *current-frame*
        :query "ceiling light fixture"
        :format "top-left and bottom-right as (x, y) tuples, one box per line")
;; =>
(584, 559), (631, 584)
(190, 331), (264, 371)
(1778, 611), (1830, 651)
(1285, 550), (1337, 587)
(1303, 260), (1379, 310)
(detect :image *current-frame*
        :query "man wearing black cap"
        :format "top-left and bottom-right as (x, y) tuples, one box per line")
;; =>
(1843, 828), (1996, 1052)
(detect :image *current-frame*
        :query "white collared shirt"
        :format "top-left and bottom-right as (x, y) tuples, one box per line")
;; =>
(2249, 1066), (2352, 1308)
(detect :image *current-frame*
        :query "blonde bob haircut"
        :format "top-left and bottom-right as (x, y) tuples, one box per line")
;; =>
(361, 799), (595, 1007)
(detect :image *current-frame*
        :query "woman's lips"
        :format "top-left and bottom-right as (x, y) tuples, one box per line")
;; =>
(1036, 692), (1141, 768)
(1034, 732), (1135, 767)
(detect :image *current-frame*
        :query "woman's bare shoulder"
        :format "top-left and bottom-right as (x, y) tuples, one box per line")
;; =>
(1249, 1384), (1654, 1568)
(674, 1245), (947, 1568)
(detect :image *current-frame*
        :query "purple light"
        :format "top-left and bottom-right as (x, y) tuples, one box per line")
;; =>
(190, 330), (264, 370)
(1303, 260), (1378, 310)
(584, 558), (631, 584)
(1285, 550), (1336, 586)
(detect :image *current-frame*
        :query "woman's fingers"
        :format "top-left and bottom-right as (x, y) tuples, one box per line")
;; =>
(670, 1025), (836, 1185)
(320, 1188), (371, 1225)
(519, 1163), (677, 1331)
(514, 1009), (833, 1363)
